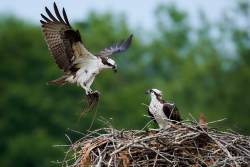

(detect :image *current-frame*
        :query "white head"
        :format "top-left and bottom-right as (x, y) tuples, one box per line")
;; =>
(146, 88), (163, 100)
(100, 57), (117, 72)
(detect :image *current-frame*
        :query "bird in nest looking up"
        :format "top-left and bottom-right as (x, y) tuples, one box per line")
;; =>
(145, 88), (182, 129)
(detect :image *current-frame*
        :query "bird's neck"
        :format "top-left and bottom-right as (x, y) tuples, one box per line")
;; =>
(150, 95), (164, 106)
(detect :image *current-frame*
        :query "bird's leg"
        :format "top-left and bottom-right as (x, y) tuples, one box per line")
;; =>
(84, 83), (93, 95)
(79, 72), (100, 109)
(86, 88), (93, 95)
(80, 82), (92, 95)
(85, 84), (100, 107)
(85, 73), (98, 95)
(85, 72), (97, 85)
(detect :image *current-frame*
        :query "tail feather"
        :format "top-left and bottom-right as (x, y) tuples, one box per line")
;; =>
(47, 75), (68, 85)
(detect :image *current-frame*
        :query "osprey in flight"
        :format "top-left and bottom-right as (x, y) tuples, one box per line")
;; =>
(40, 2), (133, 105)
(146, 89), (181, 129)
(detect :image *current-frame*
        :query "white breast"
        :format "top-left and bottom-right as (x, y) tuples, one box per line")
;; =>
(149, 98), (169, 129)
(78, 59), (99, 81)
(67, 57), (100, 86)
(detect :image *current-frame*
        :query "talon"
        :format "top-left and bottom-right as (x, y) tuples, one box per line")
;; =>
(85, 90), (100, 110)
(87, 91), (92, 95)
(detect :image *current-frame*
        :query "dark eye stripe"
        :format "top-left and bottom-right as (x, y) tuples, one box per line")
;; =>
(153, 91), (160, 97)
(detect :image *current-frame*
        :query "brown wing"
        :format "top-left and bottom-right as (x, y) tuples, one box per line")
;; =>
(40, 2), (83, 72)
(96, 34), (133, 57)
(163, 103), (182, 122)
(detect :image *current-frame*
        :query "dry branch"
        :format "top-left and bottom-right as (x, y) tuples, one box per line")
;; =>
(57, 121), (250, 167)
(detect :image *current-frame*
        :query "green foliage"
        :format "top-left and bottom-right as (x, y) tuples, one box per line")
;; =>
(0, 1), (250, 166)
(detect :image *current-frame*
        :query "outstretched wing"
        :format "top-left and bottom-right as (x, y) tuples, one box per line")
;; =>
(96, 34), (133, 57)
(40, 2), (90, 72)
(163, 103), (182, 122)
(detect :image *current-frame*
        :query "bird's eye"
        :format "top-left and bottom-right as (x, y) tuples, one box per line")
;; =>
(154, 92), (159, 96)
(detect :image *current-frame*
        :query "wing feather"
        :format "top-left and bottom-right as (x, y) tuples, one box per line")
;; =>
(163, 103), (181, 122)
(53, 3), (65, 23)
(45, 7), (59, 22)
(97, 34), (133, 57)
(40, 2), (89, 71)
(41, 14), (51, 23)
(62, 8), (70, 26)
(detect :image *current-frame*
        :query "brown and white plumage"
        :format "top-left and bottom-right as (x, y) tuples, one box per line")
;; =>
(40, 4), (79, 71)
(40, 2), (133, 104)
(146, 89), (181, 129)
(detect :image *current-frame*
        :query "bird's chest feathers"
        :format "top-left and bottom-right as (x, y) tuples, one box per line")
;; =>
(77, 59), (101, 75)
(70, 59), (100, 84)
(149, 98), (169, 128)
(149, 98), (163, 114)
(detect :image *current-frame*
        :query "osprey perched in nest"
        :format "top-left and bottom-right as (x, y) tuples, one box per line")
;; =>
(146, 89), (181, 129)
(40, 2), (133, 106)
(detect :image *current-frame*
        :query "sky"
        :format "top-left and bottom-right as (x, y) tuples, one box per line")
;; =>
(0, 0), (232, 30)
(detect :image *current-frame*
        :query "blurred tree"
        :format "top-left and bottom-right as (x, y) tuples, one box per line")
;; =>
(0, 1), (250, 166)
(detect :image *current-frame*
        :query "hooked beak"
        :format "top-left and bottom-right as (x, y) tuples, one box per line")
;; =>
(112, 65), (117, 73)
(145, 90), (150, 94)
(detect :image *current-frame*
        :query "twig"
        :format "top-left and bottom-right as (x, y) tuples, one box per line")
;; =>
(59, 119), (250, 167)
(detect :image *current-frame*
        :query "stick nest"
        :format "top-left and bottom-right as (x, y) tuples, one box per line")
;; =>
(60, 121), (250, 167)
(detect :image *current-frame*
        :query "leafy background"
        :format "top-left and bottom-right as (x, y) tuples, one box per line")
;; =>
(0, 1), (250, 166)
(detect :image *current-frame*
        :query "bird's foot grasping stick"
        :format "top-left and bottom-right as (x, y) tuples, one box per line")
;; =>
(78, 90), (100, 121)
(86, 90), (100, 109)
